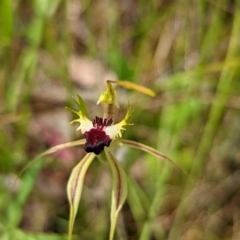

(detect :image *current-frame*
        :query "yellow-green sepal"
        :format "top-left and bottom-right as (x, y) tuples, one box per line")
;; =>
(67, 153), (96, 240)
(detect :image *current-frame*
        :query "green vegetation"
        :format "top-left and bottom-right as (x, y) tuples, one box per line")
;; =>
(1, 0), (240, 239)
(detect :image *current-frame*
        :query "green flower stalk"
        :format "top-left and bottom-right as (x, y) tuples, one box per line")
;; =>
(23, 80), (184, 240)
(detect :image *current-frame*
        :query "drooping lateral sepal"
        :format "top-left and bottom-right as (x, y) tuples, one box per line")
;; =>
(104, 149), (128, 240)
(67, 153), (96, 240)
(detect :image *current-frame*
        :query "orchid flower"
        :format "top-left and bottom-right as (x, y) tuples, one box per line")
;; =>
(26, 80), (183, 240)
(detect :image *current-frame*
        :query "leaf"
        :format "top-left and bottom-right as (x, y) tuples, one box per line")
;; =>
(33, 0), (61, 18)
(7, 158), (43, 228)
(0, 0), (13, 46)
(67, 153), (96, 240)
(104, 149), (128, 240)
(116, 139), (187, 176)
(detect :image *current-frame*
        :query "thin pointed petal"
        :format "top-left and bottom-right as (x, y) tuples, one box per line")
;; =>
(67, 153), (96, 240)
(65, 107), (79, 116)
(38, 139), (86, 156)
(66, 95), (93, 134)
(104, 150), (128, 240)
(76, 94), (88, 116)
(105, 103), (133, 140)
(18, 139), (86, 178)
(116, 139), (187, 175)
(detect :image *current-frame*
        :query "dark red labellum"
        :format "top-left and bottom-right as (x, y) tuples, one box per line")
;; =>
(83, 117), (113, 155)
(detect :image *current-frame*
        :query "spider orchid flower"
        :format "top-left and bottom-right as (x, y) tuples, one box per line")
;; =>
(27, 80), (184, 240)
(65, 82), (133, 240)
(66, 94), (133, 155)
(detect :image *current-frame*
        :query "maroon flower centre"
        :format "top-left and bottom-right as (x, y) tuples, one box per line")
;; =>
(83, 117), (113, 155)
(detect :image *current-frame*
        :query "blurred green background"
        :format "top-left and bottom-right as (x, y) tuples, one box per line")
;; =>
(1, 0), (240, 239)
